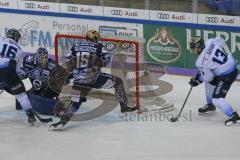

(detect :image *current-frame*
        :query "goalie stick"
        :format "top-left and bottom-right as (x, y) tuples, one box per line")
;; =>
(170, 86), (193, 122)
(34, 112), (53, 123)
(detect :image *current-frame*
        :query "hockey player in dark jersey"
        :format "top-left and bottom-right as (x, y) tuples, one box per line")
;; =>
(50, 30), (137, 130)
(17, 47), (69, 115)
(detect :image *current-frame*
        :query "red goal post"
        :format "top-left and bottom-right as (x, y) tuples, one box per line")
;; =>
(54, 33), (172, 113)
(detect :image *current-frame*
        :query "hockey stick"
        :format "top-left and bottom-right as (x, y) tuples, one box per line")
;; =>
(34, 112), (53, 123)
(170, 86), (193, 122)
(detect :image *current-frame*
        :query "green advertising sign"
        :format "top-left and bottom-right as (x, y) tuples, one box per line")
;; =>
(144, 24), (240, 69)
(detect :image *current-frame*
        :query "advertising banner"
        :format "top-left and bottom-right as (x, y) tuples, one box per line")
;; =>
(0, 0), (17, 9)
(150, 10), (197, 24)
(0, 12), (143, 54)
(144, 24), (240, 69)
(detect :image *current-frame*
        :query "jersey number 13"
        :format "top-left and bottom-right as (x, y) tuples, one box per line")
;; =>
(212, 49), (228, 65)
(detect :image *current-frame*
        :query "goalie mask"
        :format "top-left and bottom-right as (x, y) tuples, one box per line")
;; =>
(86, 30), (101, 43)
(6, 28), (21, 43)
(189, 37), (205, 55)
(36, 47), (48, 69)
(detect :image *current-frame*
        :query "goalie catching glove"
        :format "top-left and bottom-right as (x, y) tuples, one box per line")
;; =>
(48, 64), (70, 93)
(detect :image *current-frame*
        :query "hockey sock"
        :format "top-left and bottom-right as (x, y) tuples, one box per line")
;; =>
(212, 98), (234, 117)
(113, 77), (128, 106)
(15, 92), (32, 111)
(205, 82), (215, 104)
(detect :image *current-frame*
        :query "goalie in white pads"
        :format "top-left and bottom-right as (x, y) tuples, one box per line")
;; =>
(50, 30), (137, 129)
(0, 28), (38, 125)
(189, 36), (240, 126)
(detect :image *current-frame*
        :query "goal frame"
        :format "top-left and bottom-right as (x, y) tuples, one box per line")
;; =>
(54, 34), (141, 110)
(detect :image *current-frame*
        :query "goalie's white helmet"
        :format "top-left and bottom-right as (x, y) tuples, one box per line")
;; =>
(86, 30), (101, 43)
(36, 47), (48, 69)
(7, 28), (21, 43)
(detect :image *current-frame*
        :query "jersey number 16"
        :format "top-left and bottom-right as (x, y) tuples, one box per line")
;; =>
(0, 44), (18, 59)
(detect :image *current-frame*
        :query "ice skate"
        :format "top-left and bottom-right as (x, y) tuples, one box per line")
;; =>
(198, 103), (216, 114)
(26, 109), (37, 126)
(225, 112), (240, 126)
(120, 105), (137, 113)
(49, 101), (80, 130)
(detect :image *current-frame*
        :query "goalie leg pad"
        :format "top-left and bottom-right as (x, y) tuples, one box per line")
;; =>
(28, 92), (57, 115)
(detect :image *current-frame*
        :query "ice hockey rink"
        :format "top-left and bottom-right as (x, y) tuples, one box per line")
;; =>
(0, 74), (240, 160)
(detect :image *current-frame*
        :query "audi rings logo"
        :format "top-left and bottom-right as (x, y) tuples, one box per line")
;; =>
(157, 13), (170, 19)
(111, 10), (123, 16)
(205, 17), (218, 23)
(67, 6), (78, 12)
(25, 3), (35, 9)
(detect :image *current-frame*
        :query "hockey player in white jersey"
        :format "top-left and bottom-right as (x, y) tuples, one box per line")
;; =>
(189, 36), (240, 126)
(0, 28), (38, 125)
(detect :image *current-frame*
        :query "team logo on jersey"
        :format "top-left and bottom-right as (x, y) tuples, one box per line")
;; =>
(146, 27), (181, 63)
(42, 69), (50, 76)
(26, 55), (34, 63)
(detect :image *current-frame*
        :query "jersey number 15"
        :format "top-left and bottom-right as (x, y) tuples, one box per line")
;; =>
(76, 52), (90, 68)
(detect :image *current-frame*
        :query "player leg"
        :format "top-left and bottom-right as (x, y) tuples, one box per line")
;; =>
(198, 82), (216, 114)
(50, 84), (90, 129)
(49, 73), (136, 130)
(94, 73), (137, 113)
(1, 60), (37, 124)
(211, 69), (240, 125)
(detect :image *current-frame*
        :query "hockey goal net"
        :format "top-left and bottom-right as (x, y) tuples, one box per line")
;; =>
(55, 34), (172, 113)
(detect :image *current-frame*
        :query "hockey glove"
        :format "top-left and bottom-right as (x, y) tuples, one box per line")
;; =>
(64, 73), (73, 85)
(189, 78), (202, 87)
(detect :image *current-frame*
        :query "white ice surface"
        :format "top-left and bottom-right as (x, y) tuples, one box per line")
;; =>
(0, 75), (240, 160)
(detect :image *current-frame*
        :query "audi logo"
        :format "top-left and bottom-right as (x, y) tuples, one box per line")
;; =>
(111, 10), (123, 16)
(25, 3), (35, 9)
(157, 13), (170, 19)
(67, 6), (78, 12)
(205, 17), (218, 23)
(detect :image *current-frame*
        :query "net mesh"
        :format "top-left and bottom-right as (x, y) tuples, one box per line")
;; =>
(55, 34), (172, 112)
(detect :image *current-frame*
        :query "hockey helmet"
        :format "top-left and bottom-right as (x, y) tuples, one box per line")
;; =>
(6, 28), (21, 43)
(189, 37), (205, 51)
(36, 47), (48, 68)
(86, 30), (101, 43)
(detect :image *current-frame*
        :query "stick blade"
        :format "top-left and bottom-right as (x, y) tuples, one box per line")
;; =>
(170, 117), (178, 122)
